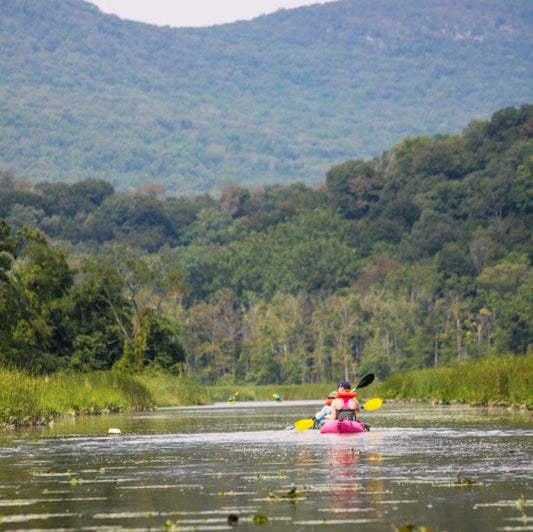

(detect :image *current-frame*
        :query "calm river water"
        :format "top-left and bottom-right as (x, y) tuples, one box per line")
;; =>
(0, 401), (531, 531)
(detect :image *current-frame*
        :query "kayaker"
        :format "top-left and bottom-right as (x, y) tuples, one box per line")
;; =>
(328, 380), (360, 421)
(312, 391), (337, 428)
(227, 391), (238, 404)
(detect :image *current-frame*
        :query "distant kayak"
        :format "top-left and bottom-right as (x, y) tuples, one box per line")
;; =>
(320, 419), (367, 434)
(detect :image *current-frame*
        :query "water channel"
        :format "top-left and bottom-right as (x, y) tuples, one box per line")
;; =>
(0, 401), (531, 531)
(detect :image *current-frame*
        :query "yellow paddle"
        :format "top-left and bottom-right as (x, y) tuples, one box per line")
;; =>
(294, 418), (315, 431)
(361, 397), (382, 411)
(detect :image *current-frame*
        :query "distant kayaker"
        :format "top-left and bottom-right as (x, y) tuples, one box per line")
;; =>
(328, 380), (360, 421)
(227, 391), (239, 404)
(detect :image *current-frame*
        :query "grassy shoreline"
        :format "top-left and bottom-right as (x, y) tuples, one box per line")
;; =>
(1, 354), (531, 427)
(375, 354), (533, 409)
(0, 369), (153, 428)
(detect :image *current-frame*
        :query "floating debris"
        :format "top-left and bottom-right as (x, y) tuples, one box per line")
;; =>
(253, 513), (268, 525)
(163, 519), (178, 530)
(516, 494), (528, 520)
(284, 488), (300, 500)
(455, 471), (480, 487)
(268, 487), (302, 502)
(396, 524), (435, 532)
(227, 513), (239, 525)
(108, 428), (121, 435)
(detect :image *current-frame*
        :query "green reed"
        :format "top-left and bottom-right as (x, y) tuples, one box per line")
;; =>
(134, 373), (201, 406)
(5, 354), (528, 428)
(40, 371), (154, 414)
(0, 369), (153, 427)
(0, 368), (45, 425)
(377, 354), (533, 408)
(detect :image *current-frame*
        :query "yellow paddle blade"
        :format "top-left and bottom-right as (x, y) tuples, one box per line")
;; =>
(363, 397), (383, 411)
(294, 419), (315, 431)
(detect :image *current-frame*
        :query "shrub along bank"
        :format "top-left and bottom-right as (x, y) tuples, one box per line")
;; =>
(377, 354), (532, 409)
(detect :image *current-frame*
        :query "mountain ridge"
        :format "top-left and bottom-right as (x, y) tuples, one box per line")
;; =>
(1, 0), (532, 194)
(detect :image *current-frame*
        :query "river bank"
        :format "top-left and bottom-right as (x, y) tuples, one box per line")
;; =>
(1, 354), (531, 427)
(375, 354), (532, 409)
(0, 369), (153, 428)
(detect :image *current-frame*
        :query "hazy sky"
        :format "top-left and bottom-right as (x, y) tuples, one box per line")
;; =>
(88, 1), (336, 28)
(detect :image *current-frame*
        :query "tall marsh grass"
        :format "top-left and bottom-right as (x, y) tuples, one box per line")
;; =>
(377, 354), (533, 408)
(134, 374), (201, 406)
(0, 369), (153, 427)
(40, 372), (153, 414)
(4, 354), (528, 427)
(1, 369), (336, 426)
(0, 368), (45, 425)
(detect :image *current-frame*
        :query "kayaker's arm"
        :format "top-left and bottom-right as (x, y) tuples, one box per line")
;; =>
(353, 398), (361, 412)
(328, 398), (341, 420)
(314, 404), (331, 421)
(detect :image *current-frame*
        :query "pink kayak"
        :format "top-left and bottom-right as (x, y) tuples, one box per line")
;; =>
(320, 419), (367, 434)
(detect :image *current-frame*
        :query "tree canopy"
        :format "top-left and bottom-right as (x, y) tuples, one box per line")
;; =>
(0, 105), (531, 381)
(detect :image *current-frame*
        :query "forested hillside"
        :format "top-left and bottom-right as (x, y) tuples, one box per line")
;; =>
(1, 0), (531, 194)
(1, 105), (531, 383)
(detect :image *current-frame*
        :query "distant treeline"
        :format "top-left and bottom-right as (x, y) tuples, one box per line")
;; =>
(0, 105), (531, 382)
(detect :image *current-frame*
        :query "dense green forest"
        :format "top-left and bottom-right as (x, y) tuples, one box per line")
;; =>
(1, 0), (532, 194)
(1, 105), (532, 383)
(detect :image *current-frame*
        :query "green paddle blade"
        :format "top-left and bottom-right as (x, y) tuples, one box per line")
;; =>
(294, 419), (315, 431)
(362, 397), (383, 411)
